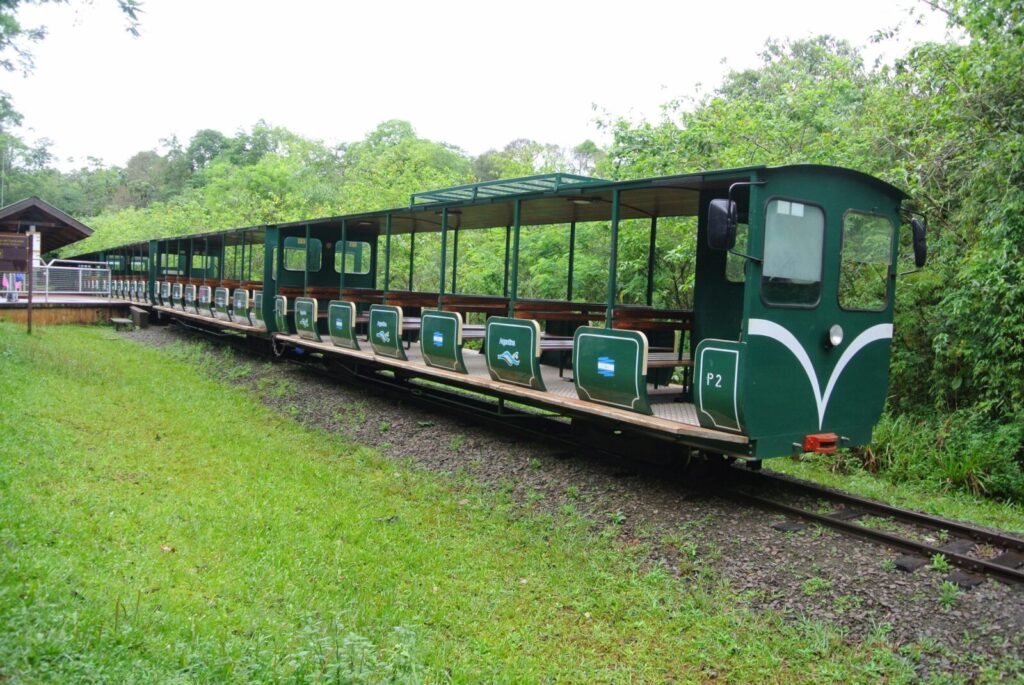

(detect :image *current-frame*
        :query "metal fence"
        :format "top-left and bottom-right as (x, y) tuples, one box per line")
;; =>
(1, 260), (111, 302)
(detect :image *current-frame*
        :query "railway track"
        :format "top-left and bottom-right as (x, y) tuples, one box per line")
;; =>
(731, 468), (1024, 587)
(167, 319), (1024, 588)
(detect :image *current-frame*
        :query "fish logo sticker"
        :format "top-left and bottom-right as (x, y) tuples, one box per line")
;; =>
(376, 329), (391, 344)
(597, 356), (615, 378)
(497, 350), (520, 367)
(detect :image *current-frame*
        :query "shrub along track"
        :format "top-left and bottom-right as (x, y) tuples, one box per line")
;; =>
(129, 323), (1024, 681)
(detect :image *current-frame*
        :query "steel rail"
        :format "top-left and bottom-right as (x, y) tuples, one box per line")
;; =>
(733, 492), (1024, 585)
(739, 468), (1024, 553)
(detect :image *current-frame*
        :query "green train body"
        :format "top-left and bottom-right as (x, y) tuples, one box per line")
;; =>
(76, 164), (924, 462)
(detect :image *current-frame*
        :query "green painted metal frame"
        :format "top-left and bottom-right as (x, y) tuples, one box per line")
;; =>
(410, 172), (605, 206)
(572, 326), (653, 415)
(420, 310), (467, 373)
(368, 304), (407, 361)
(327, 300), (360, 350)
(484, 316), (546, 391)
(294, 297), (321, 342)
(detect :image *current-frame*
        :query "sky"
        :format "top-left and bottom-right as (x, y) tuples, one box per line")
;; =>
(4, 0), (951, 170)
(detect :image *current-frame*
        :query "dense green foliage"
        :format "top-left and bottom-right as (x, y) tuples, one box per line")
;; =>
(2, 0), (1021, 499)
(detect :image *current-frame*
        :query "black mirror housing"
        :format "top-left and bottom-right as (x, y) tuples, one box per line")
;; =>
(708, 199), (737, 251)
(911, 218), (927, 268)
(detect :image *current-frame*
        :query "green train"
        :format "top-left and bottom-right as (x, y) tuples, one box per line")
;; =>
(74, 164), (927, 465)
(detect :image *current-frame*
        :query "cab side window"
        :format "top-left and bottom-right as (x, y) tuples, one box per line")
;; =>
(839, 211), (893, 311)
(334, 241), (371, 275)
(761, 199), (824, 306)
(283, 237), (322, 272)
(725, 222), (749, 283)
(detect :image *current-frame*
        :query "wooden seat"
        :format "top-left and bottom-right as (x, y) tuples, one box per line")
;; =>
(514, 299), (605, 323)
(613, 306), (693, 332)
(647, 351), (694, 369)
(440, 294), (510, 316)
(383, 291), (438, 308)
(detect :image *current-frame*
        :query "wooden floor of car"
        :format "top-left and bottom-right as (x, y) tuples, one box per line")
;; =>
(402, 344), (701, 427)
(148, 306), (728, 439)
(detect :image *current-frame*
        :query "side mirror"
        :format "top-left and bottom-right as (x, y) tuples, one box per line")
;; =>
(708, 199), (737, 251)
(911, 218), (927, 268)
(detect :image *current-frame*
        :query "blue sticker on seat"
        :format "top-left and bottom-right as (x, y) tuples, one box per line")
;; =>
(597, 356), (616, 377)
(433, 330), (444, 347)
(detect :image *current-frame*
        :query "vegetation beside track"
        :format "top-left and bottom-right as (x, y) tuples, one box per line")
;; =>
(0, 323), (923, 683)
(767, 453), (1024, 536)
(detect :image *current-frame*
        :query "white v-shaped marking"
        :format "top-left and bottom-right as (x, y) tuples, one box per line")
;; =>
(748, 319), (893, 429)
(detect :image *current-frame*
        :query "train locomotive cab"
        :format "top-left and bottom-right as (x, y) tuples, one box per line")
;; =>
(694, 165), (916, 458)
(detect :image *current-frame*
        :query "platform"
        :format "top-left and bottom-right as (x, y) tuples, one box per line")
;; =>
(0, 295), (132, 325)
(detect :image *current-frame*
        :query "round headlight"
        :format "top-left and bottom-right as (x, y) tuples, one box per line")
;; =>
(829, 324), (844, 347)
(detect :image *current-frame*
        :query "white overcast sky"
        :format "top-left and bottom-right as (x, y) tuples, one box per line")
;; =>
(4, 0), (950, 170)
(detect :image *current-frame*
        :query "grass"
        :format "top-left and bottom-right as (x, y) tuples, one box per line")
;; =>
(0, 323), (927, 682)
(767, 455), (1024, 534)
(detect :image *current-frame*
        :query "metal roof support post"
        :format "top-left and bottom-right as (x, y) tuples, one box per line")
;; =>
(605, 189), (620, 328)
(245, 230), (252, 284)
(646, 216), (657, 306)
(218, 236), (225, 283)
(451, 225), (459, 294)
(232, 233), (239, 282)
(502, 225), (510, 297)
(408, 230), (415, 291)
(508, 200), (522, 317)
(187, 238), (193, 281)
(437, 208), (448, 310)
(304, 224), (311, 296)
(567, 220), (576, 301)
(383, 214), (392, 295)
(203, 237), (209, 285)
(338, 220), (347, 293)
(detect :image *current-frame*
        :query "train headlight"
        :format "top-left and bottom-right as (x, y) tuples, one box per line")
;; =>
(828, 324), (844, 348)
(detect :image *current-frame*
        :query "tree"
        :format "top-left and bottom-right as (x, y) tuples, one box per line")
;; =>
(0, 0), (141, 74)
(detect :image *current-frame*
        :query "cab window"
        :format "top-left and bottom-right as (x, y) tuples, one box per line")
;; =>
(725, 222), (749, 283)
(283, 237), (322, 272)
(839, 211), (893, 311)
(334, 241), (371, 275)
(761, 199), (824, 306)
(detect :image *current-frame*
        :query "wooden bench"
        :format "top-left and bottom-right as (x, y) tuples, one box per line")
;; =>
(612, 306), (693, 332)
(514, 299), (606, 323)
(440, 294), (510, 317)
(383, 291), (439, 308)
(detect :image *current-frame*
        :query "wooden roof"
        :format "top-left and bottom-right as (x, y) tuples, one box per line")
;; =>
(0, 197), (93, 254)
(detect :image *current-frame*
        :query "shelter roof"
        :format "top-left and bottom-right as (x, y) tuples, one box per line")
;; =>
(0, 196), (94, 253)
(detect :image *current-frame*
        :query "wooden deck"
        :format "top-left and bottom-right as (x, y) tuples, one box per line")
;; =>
(151, 304), (742, 445)
(0, 295), (132, 325)
(273, 332), (744, 445)
(152, 305), (263, 333)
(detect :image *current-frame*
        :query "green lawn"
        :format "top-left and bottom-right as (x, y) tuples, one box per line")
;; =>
(0, 323), (917, 683)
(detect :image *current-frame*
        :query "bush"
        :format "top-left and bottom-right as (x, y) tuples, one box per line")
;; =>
(865, 410), (1024, 500)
